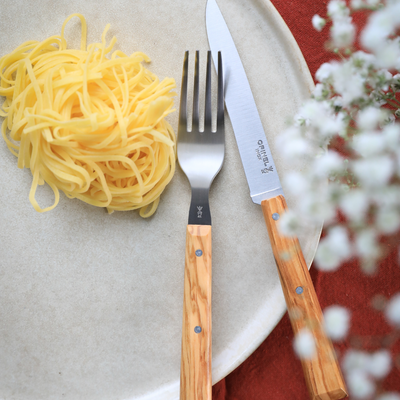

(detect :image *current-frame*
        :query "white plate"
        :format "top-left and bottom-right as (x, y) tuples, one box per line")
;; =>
(0, 1), (318, 399)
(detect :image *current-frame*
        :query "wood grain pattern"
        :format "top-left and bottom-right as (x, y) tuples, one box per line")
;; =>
(180, 224), (212, 400)
(262, 195), (347, 400)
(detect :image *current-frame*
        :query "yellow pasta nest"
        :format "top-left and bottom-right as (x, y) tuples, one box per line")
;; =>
(0, 14), (176, 217)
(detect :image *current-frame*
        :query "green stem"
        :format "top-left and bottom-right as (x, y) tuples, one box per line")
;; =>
(385, 98), (400, 108)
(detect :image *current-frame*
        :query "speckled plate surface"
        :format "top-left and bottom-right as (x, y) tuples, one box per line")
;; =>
(0, 1), (317, 399)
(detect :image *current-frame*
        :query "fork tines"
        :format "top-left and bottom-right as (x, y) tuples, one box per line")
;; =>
(179, 50), (224, 135)
(177, 51), (224, 226)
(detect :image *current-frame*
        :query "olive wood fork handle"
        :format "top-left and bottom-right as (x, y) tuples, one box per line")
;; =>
(262, 195), (347, 400)
(180, 224), (212, 400)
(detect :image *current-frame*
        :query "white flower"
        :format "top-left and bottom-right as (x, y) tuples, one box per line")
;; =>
(351, 131), (385, 157)
(281, 135), (312, 159)
(375, 206), (400, 234)
(331, 96), (344, 110)
(312, 151), (345, 178)
(396, 55), (400, 71)
(296, 100), (346, 138)
(360, 26), (386, 55)
(328, 0), (350, 20)
(327, 226), (352, 258)
(356, 106), (385, 131)
(376, 41), (400, 69)
(312, 14), (326, 31)
(397, 150), (400, 176)
(321, 111), (347, 137)
(384, 112), (396, 125)
(383, 123), (400, 148)
(361, 258), (378, 274)
(352, 156), (394, 187)
(315, 226), (352, 271)
(278, 209), (302, 237)
(277, 127), (313, 161)
(298, 188), (337, 224)
(361, 3), (400, 59)
(323, 305), (351, 341)
(283, 171), (310, 196)
(315, 239), (342, 272)
(339, 188), (370, 222)
(377, 392), (400, 400)
(376, 68), (393, 90)
(316, 61), (340, 83)
(385, 292), (400, 327)
(298, 99), (326, 122)
(342, 350), (377, 396)
(342, 349), (391, 397)
(375, 37), (400, 68)
(331, 17), (356, 48)
(351, 0), (382, 9)
(347, 370), (376, 399)
(367, 350), (392, 379)
(381, 68), (393, 81)
(313, 83), (326, 99)
(366, 0), (382, 6)
(352, 50), (377, 70)
(293, 328), (316, 359)
(342, 349), (371, 373)
(361, 8), (395, 51)
(355, 228), (380, 260)
(332, 61), (366, 105)
(350, 0), (365, 9)
(371, 186), (400, 208)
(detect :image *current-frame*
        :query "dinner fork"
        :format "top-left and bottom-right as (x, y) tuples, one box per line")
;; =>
(178, 50), (224, 400)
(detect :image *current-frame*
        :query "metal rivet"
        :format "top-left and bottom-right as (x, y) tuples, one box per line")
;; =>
(195, 249), (203, 257)
(194, 326), (202, 333)
(295, 286), (304, 294)
(272, 213), (280, 221)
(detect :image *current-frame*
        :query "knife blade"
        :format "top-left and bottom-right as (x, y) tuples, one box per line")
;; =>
(206, 1), (348, 399)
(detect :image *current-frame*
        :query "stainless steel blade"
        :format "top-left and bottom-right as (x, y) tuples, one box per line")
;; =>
(206, 0), (283, 204)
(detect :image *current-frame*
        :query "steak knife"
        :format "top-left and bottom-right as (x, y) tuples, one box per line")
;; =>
(206, 1), (348, 399)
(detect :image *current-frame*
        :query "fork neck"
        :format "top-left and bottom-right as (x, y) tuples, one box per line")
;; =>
(188, 187), (211, 226)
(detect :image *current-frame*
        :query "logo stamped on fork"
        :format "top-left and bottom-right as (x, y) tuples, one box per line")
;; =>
(197, 206), (203, 218)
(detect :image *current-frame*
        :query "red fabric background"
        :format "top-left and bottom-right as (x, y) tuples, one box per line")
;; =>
(212, 1), (400, 399)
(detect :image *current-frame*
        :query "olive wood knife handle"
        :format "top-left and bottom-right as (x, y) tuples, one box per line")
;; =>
(180, 224), (212, 400)
(262, 195), (347, 400)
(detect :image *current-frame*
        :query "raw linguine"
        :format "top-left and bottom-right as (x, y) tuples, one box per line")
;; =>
(0, 14), (176, 217)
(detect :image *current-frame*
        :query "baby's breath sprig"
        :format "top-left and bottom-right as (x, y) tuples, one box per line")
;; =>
(285, 2), (400, 397)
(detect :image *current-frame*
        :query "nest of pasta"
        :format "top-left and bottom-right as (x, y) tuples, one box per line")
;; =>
(0, 14), (176, 217)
